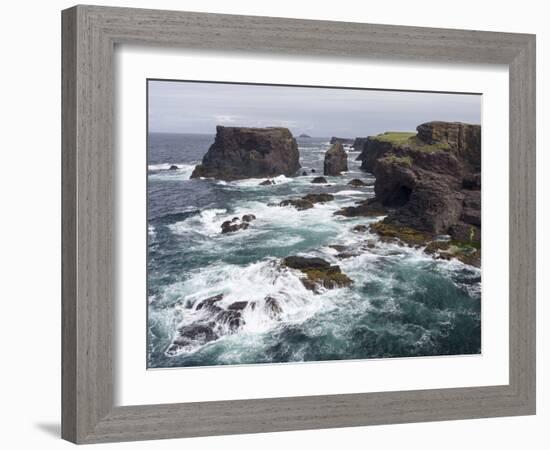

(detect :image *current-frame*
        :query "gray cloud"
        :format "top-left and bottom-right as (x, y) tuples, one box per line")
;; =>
(148, 80), (481, 137)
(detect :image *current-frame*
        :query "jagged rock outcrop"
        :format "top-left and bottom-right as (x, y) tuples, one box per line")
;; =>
(282, 256), (353, 291)
(279, 193), (334, 210)
(324, 142), (348, 176)
(191, 126), (300, 180)
(221, 215), (256, 233)
(360, 122), (482, 264)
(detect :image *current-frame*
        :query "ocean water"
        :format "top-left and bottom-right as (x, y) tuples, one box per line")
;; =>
(147, 132), (481, 368)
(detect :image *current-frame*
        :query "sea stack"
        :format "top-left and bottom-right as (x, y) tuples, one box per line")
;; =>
(324, 142), (348, 176)
(191, 126), (300, 180)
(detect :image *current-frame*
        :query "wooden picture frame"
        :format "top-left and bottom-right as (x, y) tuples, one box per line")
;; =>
(62, 5), (536, 444)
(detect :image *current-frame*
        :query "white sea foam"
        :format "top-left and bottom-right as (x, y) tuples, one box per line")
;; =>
(148, 163), (197, 180)
(169, 258), (350, 342)
(333, 190), (365, 196)
(224, 174), (293, 188)
(168, 208), (227, 237)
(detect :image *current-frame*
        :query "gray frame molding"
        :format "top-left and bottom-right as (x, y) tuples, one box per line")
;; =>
(62, 5), (536, 444)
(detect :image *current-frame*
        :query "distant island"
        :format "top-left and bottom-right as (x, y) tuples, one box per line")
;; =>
(298, 133), (311, 138)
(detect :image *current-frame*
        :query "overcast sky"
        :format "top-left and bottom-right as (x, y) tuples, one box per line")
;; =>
(148, 80), (481, 137)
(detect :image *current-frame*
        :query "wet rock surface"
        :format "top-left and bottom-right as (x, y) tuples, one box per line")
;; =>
(221, 214), (256, 233)
(311, 176), (328, 184)
(334, 199), (388, 217)
(279, 193), (334, 210)
(283, 256), (353, 291)
(347, 178), (367, 187)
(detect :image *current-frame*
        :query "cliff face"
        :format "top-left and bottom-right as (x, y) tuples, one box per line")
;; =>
(360, 122), (481, 253)
(352, 137), (368, 152)
(191, 126), (300, 180)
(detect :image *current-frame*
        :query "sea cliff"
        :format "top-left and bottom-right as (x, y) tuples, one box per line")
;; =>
(356, 121), (481, 266)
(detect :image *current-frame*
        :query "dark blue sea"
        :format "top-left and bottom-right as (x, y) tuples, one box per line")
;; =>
(147, 132), (481, 368)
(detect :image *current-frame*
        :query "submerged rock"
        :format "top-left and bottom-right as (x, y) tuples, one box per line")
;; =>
(221, 220), (249, 233)
(215, 309), (244, 331)
(195, 294), (224, 311)
(370, 221), (433, 247)
(169, 165), (179, 170)
(191, 126), (300, 180)
(165, 324), (219, 356)
(227, 301), (248, 311)
(347, 178), (367, 187)
(265, 296), (283, 320)
(334, 199), (387, 217)
(311, 176), (328, 184)
(329, 245), (360, 259)
(328, 244), (348, 253)
(301, 193), (334, 204)
(279, 198), (314, 210)
(279, 193), (334, 210)
(221, 214), (256, 233)
(311, 168), (316, 173)
(283, 256), (331, 270)
(283, 256), (352, 291)
(324, 142), (348, 176)
(259, 179), (275, 186)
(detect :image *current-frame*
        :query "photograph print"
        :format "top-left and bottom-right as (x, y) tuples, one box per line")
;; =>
(147, 80), (482, 369)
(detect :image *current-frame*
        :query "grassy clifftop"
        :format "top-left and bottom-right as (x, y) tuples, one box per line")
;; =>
(371, 131), (452, 153)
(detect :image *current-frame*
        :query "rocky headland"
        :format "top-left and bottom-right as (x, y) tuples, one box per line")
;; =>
(356, 121), (481, 266)
(191, 126), (300, 180)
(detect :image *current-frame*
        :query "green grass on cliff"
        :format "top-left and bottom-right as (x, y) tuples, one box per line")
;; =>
(372, 131), (452, 153)
(381, 154), (413, 167)
(372, 132), (415, 145)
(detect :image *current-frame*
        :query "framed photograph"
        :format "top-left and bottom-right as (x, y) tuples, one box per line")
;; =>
(62, 5), (536, 444)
